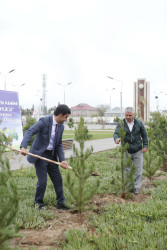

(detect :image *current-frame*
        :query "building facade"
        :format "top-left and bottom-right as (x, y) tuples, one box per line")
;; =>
(70, 103), (98, 117)
(104, 107), (125, 121)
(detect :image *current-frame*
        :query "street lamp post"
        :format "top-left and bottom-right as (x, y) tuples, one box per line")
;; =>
(12, 83), (26, 92)
(35, 92), (43, 116)
(154, 91), (163, 111)
(107, 76), (123, 119)
(57, 82), (72, 104)
(1, 69), (15, 90)
(106, 88), (115, 110)
(11, 83), (26, 102)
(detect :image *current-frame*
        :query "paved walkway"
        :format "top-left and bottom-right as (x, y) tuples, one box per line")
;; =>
(65, 138), (117, 158)
(8, 138), (117, 171)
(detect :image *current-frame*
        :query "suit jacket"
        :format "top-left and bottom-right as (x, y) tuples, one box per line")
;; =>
(20, 115), (65, 163)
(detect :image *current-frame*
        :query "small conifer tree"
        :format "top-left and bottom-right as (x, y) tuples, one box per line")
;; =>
(151, 112), (167, 166)
(66, 117), (99, 214)
(143, 121), (162, 179)
(114, 116), (121, 123)
(0, 130), (19, 249)
(118, 121), (135, 198)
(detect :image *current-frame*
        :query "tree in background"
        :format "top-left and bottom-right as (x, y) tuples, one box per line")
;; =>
(20, 106), (34, 116)
(97, 104), (109, 117)
(47, 106), (57, 114)
(0, 130), (19, 249)
(114, 116), (121, 122)
(23, 116), (37, 146)
(68, 117), (74, 129)
(66, 117), (99, 215)
(151, 112), (167, 167)
(143, 121), (162, 179)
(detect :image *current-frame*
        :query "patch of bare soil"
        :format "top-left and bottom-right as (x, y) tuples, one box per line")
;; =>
(162, 164), (167, 172)
(10, 210), (88, 249)
(10, 175), (167, 249)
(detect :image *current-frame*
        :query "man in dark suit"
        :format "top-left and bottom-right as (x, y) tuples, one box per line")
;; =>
(20, 104), (71, 210)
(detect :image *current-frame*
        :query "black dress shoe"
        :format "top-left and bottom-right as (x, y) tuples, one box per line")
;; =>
(39, 205), (45, 210)
(56, 204), (70, 210)
(34, 203), (45, 210)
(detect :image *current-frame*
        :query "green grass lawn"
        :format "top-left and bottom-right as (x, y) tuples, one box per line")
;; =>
(5, 148), (167, 249)
(63, 129), (114, 140)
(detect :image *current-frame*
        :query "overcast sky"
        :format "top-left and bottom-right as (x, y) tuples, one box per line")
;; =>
(0, 0), (167, 111)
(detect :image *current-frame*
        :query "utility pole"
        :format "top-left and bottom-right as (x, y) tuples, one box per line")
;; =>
(42, 74), (47, 115)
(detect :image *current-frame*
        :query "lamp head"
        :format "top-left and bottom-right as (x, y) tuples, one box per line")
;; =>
(9, 69), (15, 73)
(106, 76), (114, 79)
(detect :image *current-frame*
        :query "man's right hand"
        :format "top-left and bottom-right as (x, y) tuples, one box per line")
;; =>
(116, 138), (121, 144)
(20, 147), (28, 156)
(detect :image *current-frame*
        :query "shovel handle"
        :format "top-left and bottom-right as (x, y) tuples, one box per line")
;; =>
(2, 144), (72, 169)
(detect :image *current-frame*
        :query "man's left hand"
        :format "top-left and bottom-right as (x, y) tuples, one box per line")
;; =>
(142, 148), (148, 153)
(61, 161), (69, 169)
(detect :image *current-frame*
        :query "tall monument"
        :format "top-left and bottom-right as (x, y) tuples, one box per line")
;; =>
(133, 78), (150, 121)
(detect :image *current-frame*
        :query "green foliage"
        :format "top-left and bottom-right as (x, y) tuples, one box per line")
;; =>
(62, 182), (167, 249)
(143, 121), (162, 179)
(151, 112), (167, 165)
(20, 107), (34, 116)
(67, 117), (74, 129)
(74, 117), (92, 152)
(23, 116), (36, 133)
(97, 104), (109, 117)
(23, 116), (37, 146)
(114, 116), (121, 122)
(0, 132), (19, 249)
(0, 132), (12, 154)
(63, 129), (114, 140)
(66, 117), (99, 214)
(2, 148), (166, 249)
(47, 106), (57, 114)
(118, 121), (135, 197)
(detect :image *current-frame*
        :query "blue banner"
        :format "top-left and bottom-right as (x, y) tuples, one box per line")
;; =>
(0, 90), (23, 149)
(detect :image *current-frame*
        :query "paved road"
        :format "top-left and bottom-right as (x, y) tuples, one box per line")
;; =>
(7, 138), (117, 171)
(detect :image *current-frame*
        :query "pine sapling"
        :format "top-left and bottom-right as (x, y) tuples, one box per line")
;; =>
(66, 117), (99, 214)
(0, 130), (19, 249)
(143, 121), (162, 180)
(151, 112), (167, 166)
(118, 120), (135, 198)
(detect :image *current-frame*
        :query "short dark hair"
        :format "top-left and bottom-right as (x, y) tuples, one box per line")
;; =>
(54, 104), (71, 116)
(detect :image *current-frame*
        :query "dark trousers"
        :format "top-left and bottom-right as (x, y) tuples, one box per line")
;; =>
(34, 150), (65, 208)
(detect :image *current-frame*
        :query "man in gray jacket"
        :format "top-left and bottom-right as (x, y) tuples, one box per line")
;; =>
(113, 107), (148, 194)
(20, 104), (71, 209)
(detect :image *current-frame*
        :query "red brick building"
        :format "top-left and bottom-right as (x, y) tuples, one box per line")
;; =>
(70, 103), (98, 117)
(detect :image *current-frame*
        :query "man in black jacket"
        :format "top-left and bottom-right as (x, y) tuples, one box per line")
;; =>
(113, 107), (148, 194)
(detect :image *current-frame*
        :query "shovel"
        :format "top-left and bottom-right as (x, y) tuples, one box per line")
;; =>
(2, 144), (72, 169)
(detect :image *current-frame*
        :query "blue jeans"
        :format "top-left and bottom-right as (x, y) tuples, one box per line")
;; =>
(34, 150), (65, 207)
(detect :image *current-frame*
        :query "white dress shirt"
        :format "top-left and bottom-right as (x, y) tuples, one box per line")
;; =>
(46, 116), (58, 150)
(126, 119), (134, 132)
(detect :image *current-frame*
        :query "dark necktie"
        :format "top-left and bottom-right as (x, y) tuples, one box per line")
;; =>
(52, 124), (58, 156)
